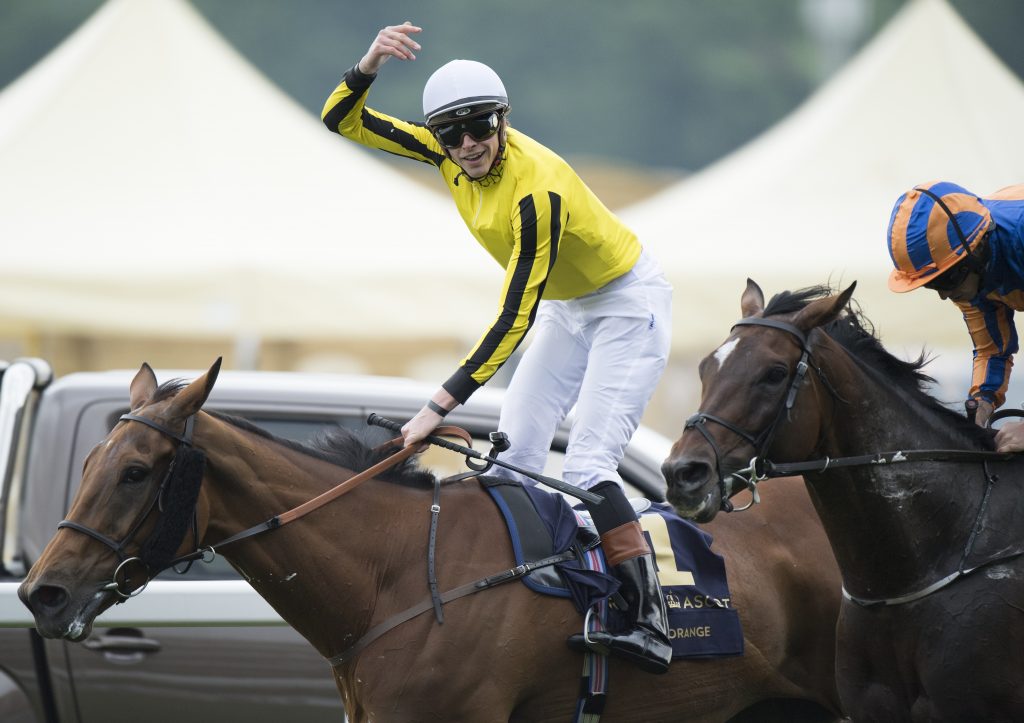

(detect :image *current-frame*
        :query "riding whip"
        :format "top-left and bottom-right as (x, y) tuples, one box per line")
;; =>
(367, 413), (602, 505)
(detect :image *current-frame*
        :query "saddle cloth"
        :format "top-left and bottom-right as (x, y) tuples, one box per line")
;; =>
(480, 476), (744, 659)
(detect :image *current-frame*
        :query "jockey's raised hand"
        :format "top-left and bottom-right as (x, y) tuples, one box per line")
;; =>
(358, 21), (421, 75)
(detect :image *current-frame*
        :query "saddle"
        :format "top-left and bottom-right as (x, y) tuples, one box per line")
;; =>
(480, 476), (744, 659)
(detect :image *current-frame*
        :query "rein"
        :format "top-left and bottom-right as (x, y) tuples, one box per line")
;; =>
(169, 422), (471, 567)
(757, 447), (1015, 478)
(57, 411), (472, 599)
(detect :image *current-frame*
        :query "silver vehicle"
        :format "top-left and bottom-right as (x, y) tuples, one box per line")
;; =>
(0, 360), (670, 723)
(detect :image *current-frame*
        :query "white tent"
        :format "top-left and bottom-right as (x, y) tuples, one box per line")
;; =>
(0, 0), (495, 344)
(621, 0), (1024, 356)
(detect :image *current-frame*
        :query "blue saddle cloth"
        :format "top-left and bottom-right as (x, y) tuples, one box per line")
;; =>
(480, 477), (744, 659)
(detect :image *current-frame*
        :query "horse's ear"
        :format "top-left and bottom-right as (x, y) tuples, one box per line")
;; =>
(129, 363), (158, 411)
(793, 282), (857, 332)
(740, 278), (765, 318)
(167, 357), (222, 420)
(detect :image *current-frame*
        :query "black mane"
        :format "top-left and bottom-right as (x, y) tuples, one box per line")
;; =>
(207, 411), (437, 487)
(763, 286), (994, 449)
(148, 377), (436, 486)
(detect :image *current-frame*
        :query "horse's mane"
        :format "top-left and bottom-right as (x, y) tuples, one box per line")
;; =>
(150, 379), (436, 486)
(763, 286), (995, 449)
(213, 411), (438, 487)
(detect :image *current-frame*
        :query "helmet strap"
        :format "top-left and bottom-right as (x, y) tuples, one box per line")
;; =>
(914, 186), (987, 272)
(447, 114), (508, 186)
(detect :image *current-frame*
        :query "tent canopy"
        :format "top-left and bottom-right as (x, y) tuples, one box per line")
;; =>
(0, 0), (496, 341)
(621, 0), (1024, 353)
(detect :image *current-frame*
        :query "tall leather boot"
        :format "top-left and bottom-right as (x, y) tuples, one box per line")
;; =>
(569, 520), (673, 674)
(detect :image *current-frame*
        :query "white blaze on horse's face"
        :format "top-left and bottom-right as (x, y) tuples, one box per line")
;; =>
(712, 338), (741, 370)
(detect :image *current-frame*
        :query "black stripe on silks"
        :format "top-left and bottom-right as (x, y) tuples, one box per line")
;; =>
(360, 112), (446, 166)
(463, 195), (541, 376)
(522, 192), (561, 324)
(322, 66), (372, 131)
(546, 191), (562, 274)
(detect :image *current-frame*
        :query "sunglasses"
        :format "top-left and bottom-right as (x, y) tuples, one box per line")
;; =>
(432, 112), (500, 149)
(923, 261), (973, 292)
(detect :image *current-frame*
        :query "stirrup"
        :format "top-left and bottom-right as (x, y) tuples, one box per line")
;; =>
(582, 606), (609, 654)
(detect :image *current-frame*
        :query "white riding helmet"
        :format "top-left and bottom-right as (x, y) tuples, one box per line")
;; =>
(422, 59), (509, 126)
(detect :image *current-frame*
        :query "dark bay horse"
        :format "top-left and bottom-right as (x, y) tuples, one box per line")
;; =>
(20, 360), (843, 722)
(662, 280), (1024, 721)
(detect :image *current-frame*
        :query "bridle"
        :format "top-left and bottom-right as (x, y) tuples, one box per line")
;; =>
(683, 317), (818, 510)
(57, 413), (203, 601)
(54, 411), (460, 604)
(682, 313), (1024, 605)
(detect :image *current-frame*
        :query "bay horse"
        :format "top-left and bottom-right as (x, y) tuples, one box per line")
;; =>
(662, 280), (1024, 721)
(20, 360), (843, 722)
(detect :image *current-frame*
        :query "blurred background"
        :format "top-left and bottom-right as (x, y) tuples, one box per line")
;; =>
(2, 0), (1023, 435)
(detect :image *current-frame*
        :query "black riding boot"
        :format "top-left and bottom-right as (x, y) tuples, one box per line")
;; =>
(569, 544), (673, 674)
(567, 480), (673, 674)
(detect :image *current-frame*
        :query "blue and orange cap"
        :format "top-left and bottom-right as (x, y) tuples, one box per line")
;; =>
(887, 181), (993, 293)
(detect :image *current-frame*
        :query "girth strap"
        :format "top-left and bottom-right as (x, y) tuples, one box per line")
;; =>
(328, 549), (577, 667)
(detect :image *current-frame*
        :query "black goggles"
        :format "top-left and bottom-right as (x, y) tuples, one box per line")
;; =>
(923, 260), (973, 291)
(431, 112), (501, 149)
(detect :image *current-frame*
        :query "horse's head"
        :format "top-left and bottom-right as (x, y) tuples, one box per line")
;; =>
(18, 359), (221, 640)
(663, 280), (855, 521)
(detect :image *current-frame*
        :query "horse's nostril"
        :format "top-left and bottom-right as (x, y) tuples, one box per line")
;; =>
(29, 584), (70, 613)
(662, 459), (712, 489)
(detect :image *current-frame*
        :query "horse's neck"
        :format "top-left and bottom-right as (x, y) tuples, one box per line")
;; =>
(196, 420), (418, 659)
(807, 345), (983, 598)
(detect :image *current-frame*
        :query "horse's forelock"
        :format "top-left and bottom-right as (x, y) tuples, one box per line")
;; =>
(762, 285), (835, 318)
(149, 379), (190, 404)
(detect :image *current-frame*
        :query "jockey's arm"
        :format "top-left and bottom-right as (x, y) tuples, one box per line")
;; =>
(956, 298), (1018, 411)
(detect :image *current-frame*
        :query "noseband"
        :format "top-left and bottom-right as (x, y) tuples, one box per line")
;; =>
(684, 318), (815, 511)
(56, 413), (203, 600)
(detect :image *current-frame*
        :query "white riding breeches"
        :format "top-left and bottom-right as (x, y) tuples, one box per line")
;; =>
(493, 248), (672, 491)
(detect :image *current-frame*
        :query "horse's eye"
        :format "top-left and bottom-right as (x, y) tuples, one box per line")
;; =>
(760, 365), (789, 386)
(120, 466), (150, 485)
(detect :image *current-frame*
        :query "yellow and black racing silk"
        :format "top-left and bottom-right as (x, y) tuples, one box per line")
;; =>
(323, 66), (641, 403)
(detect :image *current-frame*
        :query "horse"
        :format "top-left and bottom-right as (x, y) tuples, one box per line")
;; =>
(19, 359), (844, 722)
(661, 279), (1024, 721)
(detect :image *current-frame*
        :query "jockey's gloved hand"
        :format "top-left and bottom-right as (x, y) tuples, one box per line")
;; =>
(995, 420), (1024, 453)
(973, 398), (995, 428)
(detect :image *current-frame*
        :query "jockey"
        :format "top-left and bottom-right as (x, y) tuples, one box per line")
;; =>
(887, 180), (1024, 451)
(322, 23), (674, 673)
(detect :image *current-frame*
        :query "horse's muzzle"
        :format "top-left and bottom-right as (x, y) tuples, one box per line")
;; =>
(661, 456), (721, 521)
